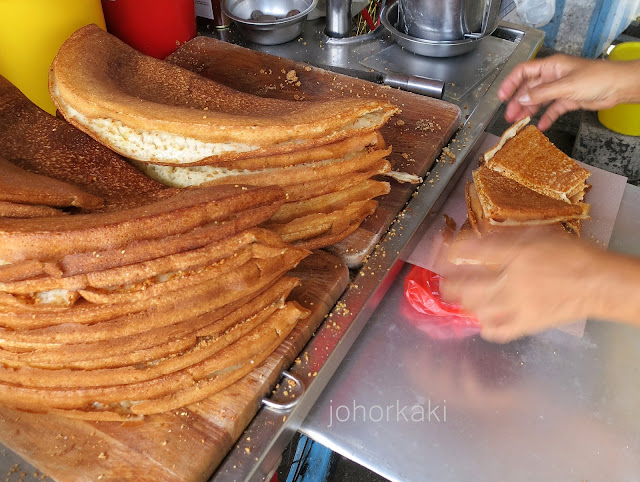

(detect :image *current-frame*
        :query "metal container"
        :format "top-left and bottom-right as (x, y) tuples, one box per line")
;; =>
(398, 0), (501, 41)
(223, 0), (318, 45)
(381, 3), (482, 57)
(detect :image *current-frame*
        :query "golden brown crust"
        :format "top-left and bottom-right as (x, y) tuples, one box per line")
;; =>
(271, 180), (390, 224)
(49, 25), (397, 164)
(0, 75), (166, 207)
(142, 147), (392, 188)
(484, 125), (591, 201)
(58, 204), (279, 277)
(170, 131), (382, 170)
(0, 302), (306, 412)
(0, 229), (277, 295)
(0, 185), (284, 263)
(265, 200), (378, 244)
(0, 201), (66, 219)
(0, 157), (103, 210)
(472, 166), (589, 224)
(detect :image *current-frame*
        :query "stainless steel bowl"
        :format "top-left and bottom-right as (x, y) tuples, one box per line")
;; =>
(223, 0), (318, 45)
(381, 3), (484, 57)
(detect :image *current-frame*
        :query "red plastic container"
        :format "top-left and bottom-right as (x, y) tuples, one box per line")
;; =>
(101, 0), (197, 58)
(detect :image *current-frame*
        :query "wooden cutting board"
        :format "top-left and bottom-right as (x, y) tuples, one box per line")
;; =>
(167, 37), (462, 267)
(0, 251), (348, 481)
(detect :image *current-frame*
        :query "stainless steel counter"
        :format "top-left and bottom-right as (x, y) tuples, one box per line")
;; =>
(299, 182), (640, 481)
(211, 20), (545, 482)
(0, 19), (545, 482)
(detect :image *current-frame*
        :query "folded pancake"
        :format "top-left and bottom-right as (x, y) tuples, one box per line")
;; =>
(0, 278), (299, 369)
(283, 167), (384, 203)
(472, 165), (590, 226)
(0, 156), (103, 210)
(0, 229), (281, 295)
(77, 245), (284, 305)
(0, 246), (307, 349)
(0, 185), (284, 264)
(182, 131), (384, 170)
(0, 249), (291, 330)
(0, 260), (62, 284)
(0, 75), (166, 208)
(0, 301), (307, 414)
(49, 25), (398, 166)
(133, 146), (392, 188)
(265, 199), (378, 245)
(270, 180), (390, 224)
(0, 201), (66, 219)
(58, 203), (279, 277)
(0, 287), (292, 387)
(483, 117), (590, 202)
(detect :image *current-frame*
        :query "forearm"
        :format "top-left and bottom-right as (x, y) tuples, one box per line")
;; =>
(588, 250), (640, 326)
(613, 59), (640, 104)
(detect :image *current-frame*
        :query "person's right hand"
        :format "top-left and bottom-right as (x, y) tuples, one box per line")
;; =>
(498, 54), (638, 131)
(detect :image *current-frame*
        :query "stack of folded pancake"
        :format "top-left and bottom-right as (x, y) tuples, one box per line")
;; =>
(0, 185), (309, 421)
(451, 117), (591, 259)
(0, 73), (311, 420)
(48, 25), (399, 250)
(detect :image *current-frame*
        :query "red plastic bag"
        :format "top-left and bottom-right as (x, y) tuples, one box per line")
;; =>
(403, 264), (481, 339)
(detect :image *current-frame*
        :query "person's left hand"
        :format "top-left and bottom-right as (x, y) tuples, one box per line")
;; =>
(439, 230), (606, 343)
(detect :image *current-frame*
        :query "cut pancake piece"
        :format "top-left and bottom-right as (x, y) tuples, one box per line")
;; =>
(49, 25), (398, 166)
(562, 219), (582, 237)
(0, 157), (103, 210)
(472, 166), (590, 226)
(0, 75), (166, 208)
(133, 146), (392, 188)
(465, 181), (488, 236)
(484, 121), (590, 203)
(0, 201), (66, 219)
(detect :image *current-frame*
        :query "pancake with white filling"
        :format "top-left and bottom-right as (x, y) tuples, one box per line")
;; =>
(49, 25), (398, 166)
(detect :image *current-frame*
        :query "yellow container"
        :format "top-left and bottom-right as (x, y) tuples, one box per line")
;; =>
(597, 42), (640, 137)
(0, 0), (106, 115)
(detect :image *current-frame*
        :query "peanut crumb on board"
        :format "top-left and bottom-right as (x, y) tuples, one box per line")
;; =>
(285, 70), (298, 84)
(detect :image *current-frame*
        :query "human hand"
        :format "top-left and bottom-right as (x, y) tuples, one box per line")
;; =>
(498, 54), (639, 131)
(439, 230), (606, 343)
